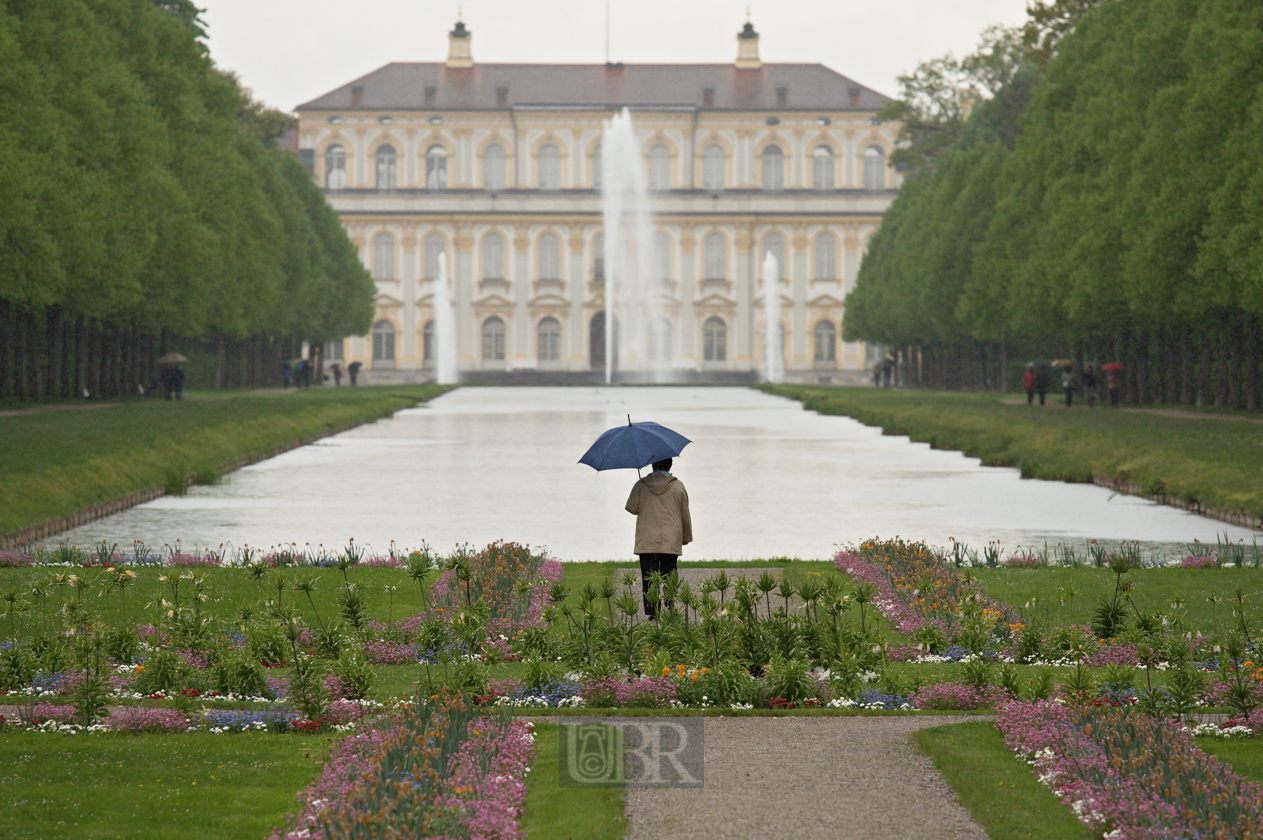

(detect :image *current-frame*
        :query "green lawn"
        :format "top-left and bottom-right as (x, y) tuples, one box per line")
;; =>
(0, 731), (329, 840)
(0, 384), (453, 538)
(767, 385), (1263, 523)
(972, 566), (1263, 634)
(525, 722), (625, 840)
(915, 721), (1091, 840)
(1197, 737), (1263, 783)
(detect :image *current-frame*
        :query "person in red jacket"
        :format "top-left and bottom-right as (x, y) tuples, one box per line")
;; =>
(1023, 363), (1036, 406)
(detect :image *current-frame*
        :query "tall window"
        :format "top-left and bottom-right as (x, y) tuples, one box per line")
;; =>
(763, 233), (785, 280)
(482, 144), (505, 191)
(325, 145), (346, 189)
(424, 233), (445, 281)
(703, 317), (727, 362)
(482, 232), (505, 281)
(762, 145), (784, 192)
(814, 320), (837, 364)
(538, 232), (561, 281)
(376, 144), (397, 190)
(592, 233), (605, 282)
(812, 146), (834, 191)
(323, 340), (344, 362)
(704, 233), (726, 282)
(538, 143), (560, 189)
(653, 232), (672, 282)
(647, 144), (671, 190)
(422, 320), (434, 368)
(592, 143), (602, 190)
(649, 317), (671, 363)
(372, 233), (395, 280)
(537, 317), (561, 362)
(863, 146), (886, 190)
(702, 144), (725, 191)
(371, 320), (395, 367)
(426, 146), (447, 190)
(814, 232), (837, 280)
(482, 317), (506, 361)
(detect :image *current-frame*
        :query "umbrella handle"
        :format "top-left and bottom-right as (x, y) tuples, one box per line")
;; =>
(627, 414), (632, 426)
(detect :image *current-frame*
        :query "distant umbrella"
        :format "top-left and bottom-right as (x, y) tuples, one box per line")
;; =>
(1101, 363), (1125, 372)
(579, 417), (691, 472)
(158, 353), (188, 365)
(1051, 359), (1073, 368)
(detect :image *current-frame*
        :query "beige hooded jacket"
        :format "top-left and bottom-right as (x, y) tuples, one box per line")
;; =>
(624, 471), (693, 555)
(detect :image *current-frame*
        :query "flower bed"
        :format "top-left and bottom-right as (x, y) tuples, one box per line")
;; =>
(996, 699), (1263, 838)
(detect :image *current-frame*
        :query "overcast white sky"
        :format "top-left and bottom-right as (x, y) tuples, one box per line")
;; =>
(200, 0), (1030, 112)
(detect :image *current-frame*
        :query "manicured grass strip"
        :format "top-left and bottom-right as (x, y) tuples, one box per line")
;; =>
(525, 722), (626, 840)
(0, 731), (330, 840)
(1197, 737), (1263, 784)
(766, 384), (1263, 523)
(914, 721), (1091, 840)
(0, 384), (454, 538)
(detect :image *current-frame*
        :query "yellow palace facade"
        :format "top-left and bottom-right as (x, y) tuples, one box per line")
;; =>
(296, 20), (902, 383)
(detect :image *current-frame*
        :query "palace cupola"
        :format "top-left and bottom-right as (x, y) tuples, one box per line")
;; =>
(447, 19), (473, 69)
(735, 20), (761, 70)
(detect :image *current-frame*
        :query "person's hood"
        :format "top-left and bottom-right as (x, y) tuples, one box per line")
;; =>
(641, 471), (677, 496)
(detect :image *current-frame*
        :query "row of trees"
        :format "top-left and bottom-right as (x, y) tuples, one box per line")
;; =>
(0, 0), (374, 399)
(846, 0), (1263, 408)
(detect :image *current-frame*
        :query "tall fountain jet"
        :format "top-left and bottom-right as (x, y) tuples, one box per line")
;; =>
(600, 108), (662, 384)
(434, 252), (457, 384)
(763, 251), (783, 384)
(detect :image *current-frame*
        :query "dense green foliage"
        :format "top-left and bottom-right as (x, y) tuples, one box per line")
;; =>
(849, 0), (1263, 407)
(0, 0), (373, 398)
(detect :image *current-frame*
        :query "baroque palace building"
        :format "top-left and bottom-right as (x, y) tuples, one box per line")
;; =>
(296, 19), (902, 383)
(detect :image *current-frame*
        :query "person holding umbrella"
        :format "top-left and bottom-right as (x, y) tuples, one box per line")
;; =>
(580, 418), (693, 619)
(1102, 363), (1125, 407)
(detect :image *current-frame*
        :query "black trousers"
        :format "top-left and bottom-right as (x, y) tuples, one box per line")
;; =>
(638, 553), (678, 618)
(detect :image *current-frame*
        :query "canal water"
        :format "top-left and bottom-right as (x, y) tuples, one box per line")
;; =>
(50, 387), (1257, 561)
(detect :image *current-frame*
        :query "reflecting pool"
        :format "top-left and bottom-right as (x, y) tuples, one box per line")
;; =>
(50, 387), (1257, 560)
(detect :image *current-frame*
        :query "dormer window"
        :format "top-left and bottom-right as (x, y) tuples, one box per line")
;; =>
(776, 86), (788, 108)
(702, 87), (715, 107)
(496, 87), (509, 107)
(424, 86), (437, 104)
(351, 85), (364, 107)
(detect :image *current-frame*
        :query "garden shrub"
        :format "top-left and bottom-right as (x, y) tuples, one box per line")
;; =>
(329, 648), (374, 700)
(135, 648), (192, 695)
(211, 649), (270, 698)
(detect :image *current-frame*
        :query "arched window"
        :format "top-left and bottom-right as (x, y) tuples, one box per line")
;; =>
(482, 144), (505, 191)
(538, 232), (561, 281)
(482, 232), (505, 281)
(704, 233), (726, 282)
(372, 320), (396, 367)
(812, 146), (834, 191)
(422, 320), (435, 368)
(763, 233), (785, 280)
(814, 232), (837, 280)
(647, 144), (671, 190)
(482, 317), (506, 361)
(424, 233), (445, 281)
(863, 146), (886, 190)
(325, 145), (346, 189)
(592, 232), (605, 283)
(538, 143), (561, 189)
(653, 232), (672, 282)
(814, 320), (837, 364)
(425, 146), (447, 190)
(537, 317), (561, 362)
(762, 145), (784, 192)
(592, 143), (602, 190)
(372, 233), (395, 280)
(702, 144), (725, 191)
(375, 144), (397, 190)
(648, 317), (671, 364)
(703, 317), (727, 362)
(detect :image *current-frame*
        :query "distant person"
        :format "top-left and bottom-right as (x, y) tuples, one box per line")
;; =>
(281, 359), (292, 388)
(347, 361), (362, 386)
(625, 458), (692, 619)
(1034, 365), (1049, 406)
(1023, 364), (1036, 406)
(1082, 364), (1098, 408)
(871, 361), (882, 388)
(172, 366), (185, 401)
(330, 363), (342, 386)
(299, 359), (312, 389)
(1106, 366), (1121, 408)
(160, 365), (175, 400)
(1062, 368), (1075, 408)
(881, 358), (893, 388)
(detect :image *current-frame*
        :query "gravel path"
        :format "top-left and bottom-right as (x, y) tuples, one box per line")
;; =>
(625, 716), (987, 840)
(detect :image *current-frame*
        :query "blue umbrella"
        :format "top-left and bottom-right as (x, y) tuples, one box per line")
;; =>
(579, 416), (691, 472)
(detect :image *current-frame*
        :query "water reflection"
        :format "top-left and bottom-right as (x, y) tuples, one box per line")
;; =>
(49, 388), (1257, 561)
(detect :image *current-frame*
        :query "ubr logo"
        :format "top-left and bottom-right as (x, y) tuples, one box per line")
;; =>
(559, 717), (704, 787)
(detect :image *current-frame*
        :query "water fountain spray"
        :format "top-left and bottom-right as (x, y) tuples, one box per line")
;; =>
(763, 251), (783, 384)
(434, 252), (457, 384)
